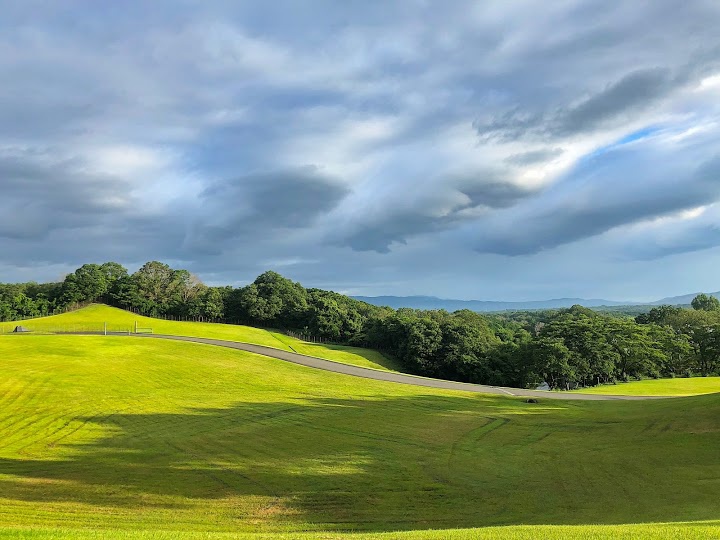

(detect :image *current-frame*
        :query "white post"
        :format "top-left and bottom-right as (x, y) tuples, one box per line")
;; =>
(135, 321), (137, 334)
(104, 322), (107, 336)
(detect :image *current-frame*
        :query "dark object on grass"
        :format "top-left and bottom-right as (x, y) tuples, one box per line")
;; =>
(12, 326), (30, 333)
(525, 398), (539, 404)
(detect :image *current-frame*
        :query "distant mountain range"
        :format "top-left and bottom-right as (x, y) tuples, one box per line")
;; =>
(352, 291), (720, 312)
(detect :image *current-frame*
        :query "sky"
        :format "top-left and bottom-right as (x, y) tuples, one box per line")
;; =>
(1, 0), (720, 301)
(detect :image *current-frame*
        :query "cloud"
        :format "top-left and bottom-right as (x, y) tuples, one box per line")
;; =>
(608, 204), (720, 262)
(629, 224), (720, 260)
(474, 68), (685, 141)
(471, 137), (720, 255)
(186, 167), (350, 250)
(505, 148), (564, 165)
(0, 147), (135, 240)
(555, 68), (677, 135)
(0, 1), (720, 301)
(326, 175), (540, 253)
(458, 178), (538, 209)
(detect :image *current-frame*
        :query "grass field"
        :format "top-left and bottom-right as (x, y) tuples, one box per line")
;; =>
(0, 305), (400, 371)
(573, 377), (720, 396)
(0, 522), (718, 539)
(0, 334), (718, 538)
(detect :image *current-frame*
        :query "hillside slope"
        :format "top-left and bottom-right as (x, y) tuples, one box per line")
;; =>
(0, 335), (718, 537)
(0, 304), (399, 371)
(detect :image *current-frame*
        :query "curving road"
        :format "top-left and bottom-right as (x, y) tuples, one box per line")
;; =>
(125, 333), (668, 401)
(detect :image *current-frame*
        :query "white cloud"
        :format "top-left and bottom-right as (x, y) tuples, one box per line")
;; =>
(1, 0), (720, 300)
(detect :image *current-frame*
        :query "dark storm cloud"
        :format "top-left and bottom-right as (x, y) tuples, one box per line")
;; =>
(332, 200), (463, 254)
(0, 150), (134, 240)
(190, 168), (350, 245)
(474, 68), (682, 141)
(555, 68), (677, 135)
(332, 173), (538, 253)
(339, 213), (452, 254)
(459, 180), (538, 209)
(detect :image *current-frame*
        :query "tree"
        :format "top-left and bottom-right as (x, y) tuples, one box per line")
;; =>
(308, 295), (344, 340)
(131, 261), (177, 316)
(61, 264), (110, 304)
(168, 270), (205, 315)
(667, 310), (720, 375)
(529, 337), (577, 390)
(438, 314), (498, 382)
(541, 316), (616, 386)
(237, 271), (308, 326)
(635, 305), (682, 325)
(647, 324), (692, 376)
(100, 262), (128, 283)
(398, 316), (443, 376)
(202, 288), (225, 320)
(691, 293), (720, 312)
(606, 319), (663, 381)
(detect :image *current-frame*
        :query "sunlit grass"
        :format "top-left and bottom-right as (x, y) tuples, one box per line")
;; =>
(268, 331), (401, 371)
(1, 521), (719, 539)
(573, 376), (720, 396)
(0, 304), (395, 371)
(0, 335), (718, 537)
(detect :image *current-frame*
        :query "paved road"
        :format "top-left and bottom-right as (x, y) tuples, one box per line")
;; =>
(127, 333), (667, 401)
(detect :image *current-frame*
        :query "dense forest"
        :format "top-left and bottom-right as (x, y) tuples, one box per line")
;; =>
(3, 261), (719, 390)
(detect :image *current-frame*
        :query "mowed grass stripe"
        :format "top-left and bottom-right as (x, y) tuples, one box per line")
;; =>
(0, 335), (718, 536)
(0, 523), (718, 539)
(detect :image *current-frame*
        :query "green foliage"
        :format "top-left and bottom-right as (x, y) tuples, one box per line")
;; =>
(664, 309), (720, 375)
(635, 304), (683, 325)
(3, 261), (720, 389)
(59, 262), (129, 305)
(529, 337), (577, 390)
(0, 282), (60, 321)
(237, 271), (308, 325)
(691, 293), (720, 311)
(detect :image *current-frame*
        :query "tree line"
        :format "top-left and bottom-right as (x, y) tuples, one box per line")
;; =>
(3, 261), (719, 389)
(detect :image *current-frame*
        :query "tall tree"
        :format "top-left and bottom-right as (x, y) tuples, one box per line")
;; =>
(691, 293), (720, 312)
(131, 261), (177, 316)
(667, 310), (720, 375)
(237, 271), (308, 326)
(61, 264), (110, 304)
(530, 337), (577, 390)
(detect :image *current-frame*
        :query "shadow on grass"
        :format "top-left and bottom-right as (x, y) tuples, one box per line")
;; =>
(0, 393), (718, 531)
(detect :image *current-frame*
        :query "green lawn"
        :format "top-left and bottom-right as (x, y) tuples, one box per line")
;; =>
(268, 331), (401, 371)
(573, 376), (720, 396)
(0, 522), (718, 539)
(0, 335), (718, 539)
(0, 304), (397, 371)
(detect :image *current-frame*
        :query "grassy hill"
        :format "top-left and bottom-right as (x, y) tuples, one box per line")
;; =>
(0, 333), (718, 538)
(573, 377), (720, 396)
(0, 304), (399, 372)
